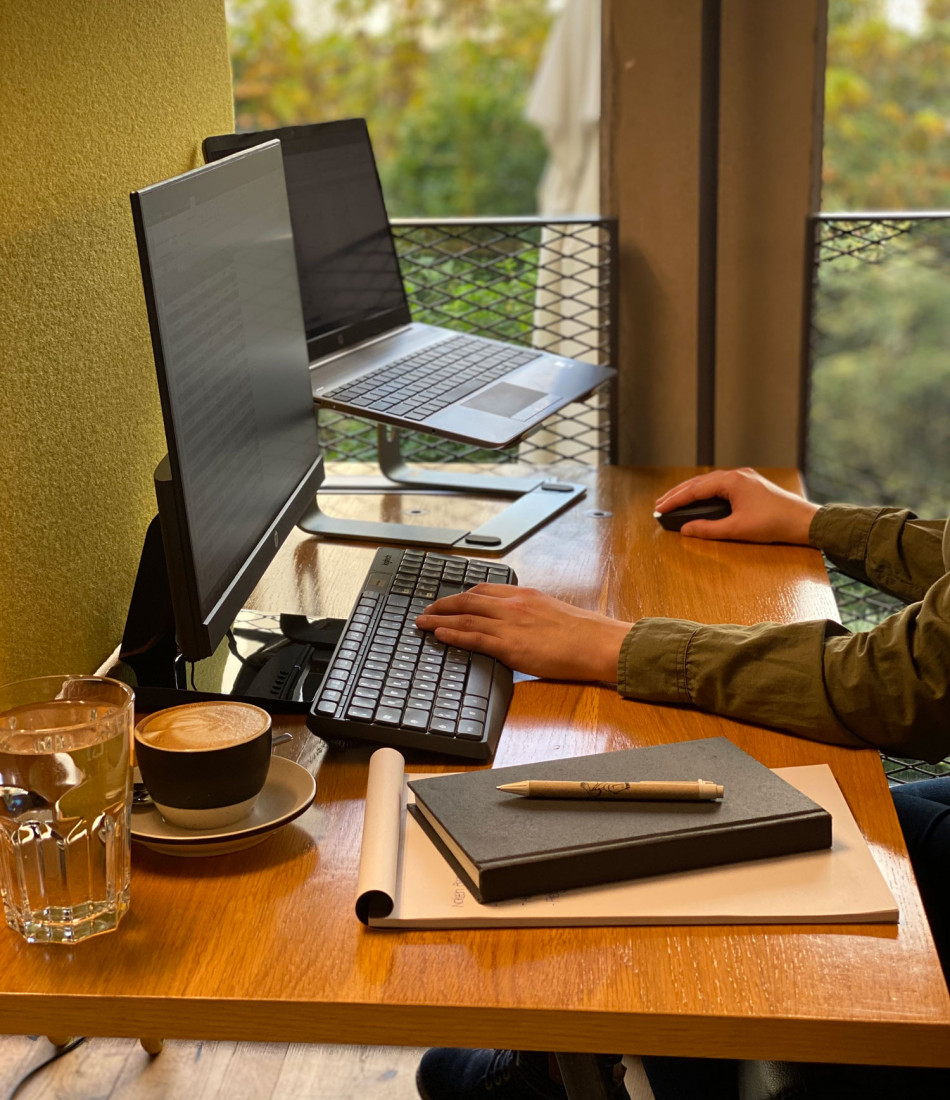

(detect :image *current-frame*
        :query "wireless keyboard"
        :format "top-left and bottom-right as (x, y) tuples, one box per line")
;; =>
(306, 547), (516, 760)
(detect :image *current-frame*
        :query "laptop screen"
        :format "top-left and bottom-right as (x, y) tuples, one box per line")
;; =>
(203, 119), (411, 362)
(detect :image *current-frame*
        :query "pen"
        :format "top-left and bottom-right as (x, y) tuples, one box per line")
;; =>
(496, 779), (724, 801)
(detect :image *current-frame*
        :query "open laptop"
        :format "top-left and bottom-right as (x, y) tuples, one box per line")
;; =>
(203, 119), (614, 449)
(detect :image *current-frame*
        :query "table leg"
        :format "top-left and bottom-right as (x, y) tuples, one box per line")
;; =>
(554, 1052), (614, 1100)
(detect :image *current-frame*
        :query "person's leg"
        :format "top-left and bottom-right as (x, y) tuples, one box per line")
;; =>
(891, 776), (950, 983)
(415, 1048), (629, 1100)
(639, 1055), (738, 1099)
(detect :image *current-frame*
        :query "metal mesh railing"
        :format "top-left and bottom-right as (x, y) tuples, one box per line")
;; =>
(806, 212), (950, 784)
(805, 213), (950, 511)
(317, 216), (618, 467)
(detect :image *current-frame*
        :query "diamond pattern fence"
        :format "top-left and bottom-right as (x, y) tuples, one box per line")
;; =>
(806, 212), (950, 784)
(805, 214), (950, 509)
(317, 216), (618, 467)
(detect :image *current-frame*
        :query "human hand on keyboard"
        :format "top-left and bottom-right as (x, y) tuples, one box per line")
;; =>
(415, 585), (634, 683)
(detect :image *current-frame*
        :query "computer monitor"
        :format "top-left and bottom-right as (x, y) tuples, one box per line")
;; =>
(121, 141), (330, 706)
(203, 120), (410, 365)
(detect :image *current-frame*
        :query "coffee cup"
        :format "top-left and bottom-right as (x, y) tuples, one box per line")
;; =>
(133, 701), (272, 828)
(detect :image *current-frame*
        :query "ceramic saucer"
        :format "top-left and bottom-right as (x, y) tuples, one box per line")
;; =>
(131, 755), (316, 857)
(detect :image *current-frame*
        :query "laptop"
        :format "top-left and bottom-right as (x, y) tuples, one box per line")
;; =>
(203, 119), (614, 449)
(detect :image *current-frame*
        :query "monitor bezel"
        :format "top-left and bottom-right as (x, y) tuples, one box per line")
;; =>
(202, 119), (412, 364)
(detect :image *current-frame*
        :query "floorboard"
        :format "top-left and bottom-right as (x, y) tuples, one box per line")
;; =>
(0, 1037), (655, 1099)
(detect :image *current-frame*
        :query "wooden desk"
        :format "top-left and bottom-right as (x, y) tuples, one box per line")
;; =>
(2, 467), (949, 1071)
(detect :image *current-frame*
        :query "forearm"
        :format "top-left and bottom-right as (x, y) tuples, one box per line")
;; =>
(810, 504), (947, 602)
(618, 592), (950, 764)
(618, 617), (869, 750)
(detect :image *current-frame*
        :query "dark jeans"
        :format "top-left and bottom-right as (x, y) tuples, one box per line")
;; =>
(642, 777), (950, 1100)
(890, 777), (950, 983)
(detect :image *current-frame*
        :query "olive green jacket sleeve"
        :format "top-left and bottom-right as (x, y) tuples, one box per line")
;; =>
(617, 504), (950, 763)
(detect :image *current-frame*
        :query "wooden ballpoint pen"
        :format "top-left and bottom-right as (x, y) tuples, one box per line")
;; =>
(495, 779), (724, 801)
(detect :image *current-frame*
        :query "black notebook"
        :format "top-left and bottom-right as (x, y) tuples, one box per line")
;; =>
(407, 738), (833, 904)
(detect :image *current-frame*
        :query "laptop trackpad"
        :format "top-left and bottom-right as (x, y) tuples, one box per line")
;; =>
(462, 382), (556, 421)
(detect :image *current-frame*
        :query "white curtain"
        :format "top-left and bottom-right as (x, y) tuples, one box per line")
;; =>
(522, 0), (605, 463)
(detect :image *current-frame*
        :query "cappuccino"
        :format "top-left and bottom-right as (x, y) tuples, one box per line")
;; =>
(134, 701), (273, 829)
(137, 702), (270, 752)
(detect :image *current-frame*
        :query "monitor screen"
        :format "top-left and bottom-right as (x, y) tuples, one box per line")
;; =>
(130, 140), (324, 660)
(203, 120), (410, 360)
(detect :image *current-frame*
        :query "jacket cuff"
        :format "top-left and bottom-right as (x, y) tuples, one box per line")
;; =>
(617, 618), (702, 704)
(809, 503), (883, 561)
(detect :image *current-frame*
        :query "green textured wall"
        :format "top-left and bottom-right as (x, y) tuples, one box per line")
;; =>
(0, 2), (234, 682)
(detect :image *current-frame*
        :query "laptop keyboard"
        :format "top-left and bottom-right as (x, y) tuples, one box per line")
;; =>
(323, 334), (539, 421)
(307, 546), (516, 760)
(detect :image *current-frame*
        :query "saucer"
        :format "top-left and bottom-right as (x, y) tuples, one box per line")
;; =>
(131, 755), (316, 857)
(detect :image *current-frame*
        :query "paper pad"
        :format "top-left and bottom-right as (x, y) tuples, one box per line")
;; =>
(355, 748), (898, 928)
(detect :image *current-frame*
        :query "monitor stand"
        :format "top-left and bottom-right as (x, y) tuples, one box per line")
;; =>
(297, 424), (586, 552)
(119, 518), (344, 714)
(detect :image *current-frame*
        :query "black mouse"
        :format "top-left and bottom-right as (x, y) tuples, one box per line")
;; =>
(653, 496), (732, 532)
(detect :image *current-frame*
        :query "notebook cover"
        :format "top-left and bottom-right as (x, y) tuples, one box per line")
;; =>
(407, 738), (833, 904)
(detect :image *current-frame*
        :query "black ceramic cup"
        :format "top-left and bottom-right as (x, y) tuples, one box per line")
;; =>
(133, 701), (272, 829)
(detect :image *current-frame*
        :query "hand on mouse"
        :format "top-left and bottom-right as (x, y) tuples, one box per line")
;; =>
(654, 467), (819, 544)
(415, 584), (634, 683)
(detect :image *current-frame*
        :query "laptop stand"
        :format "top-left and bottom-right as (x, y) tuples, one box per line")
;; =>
(297, 424), (586, 554)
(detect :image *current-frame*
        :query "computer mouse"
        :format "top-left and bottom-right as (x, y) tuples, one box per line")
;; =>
(653, 496), (732, 532)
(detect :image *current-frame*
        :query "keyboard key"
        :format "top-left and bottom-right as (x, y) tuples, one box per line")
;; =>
(403, 708), (431, 728)
(466, 653), (494, 698)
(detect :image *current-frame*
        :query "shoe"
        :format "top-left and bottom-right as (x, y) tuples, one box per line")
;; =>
(416, 1047), (629, 1100)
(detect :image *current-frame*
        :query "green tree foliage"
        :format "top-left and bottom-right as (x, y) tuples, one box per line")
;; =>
(808, 3), (950, 519)
(226, 0), (552, 216)
(808, 228), (950, 514)
(824, 0), (950, 210)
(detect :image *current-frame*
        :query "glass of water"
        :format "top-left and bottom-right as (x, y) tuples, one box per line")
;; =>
(0, 675), (133, 943)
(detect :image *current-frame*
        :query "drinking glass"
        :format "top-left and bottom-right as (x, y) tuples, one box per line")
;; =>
(0, 675), (134, 943)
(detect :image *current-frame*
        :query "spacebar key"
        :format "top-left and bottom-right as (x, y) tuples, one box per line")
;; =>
(464, 652), (494, 700)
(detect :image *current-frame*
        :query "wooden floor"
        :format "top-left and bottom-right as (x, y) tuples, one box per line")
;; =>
(0, 1037), (655, 1098)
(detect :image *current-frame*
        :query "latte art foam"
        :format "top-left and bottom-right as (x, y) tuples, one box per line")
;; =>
(136, 701), (270, 752)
